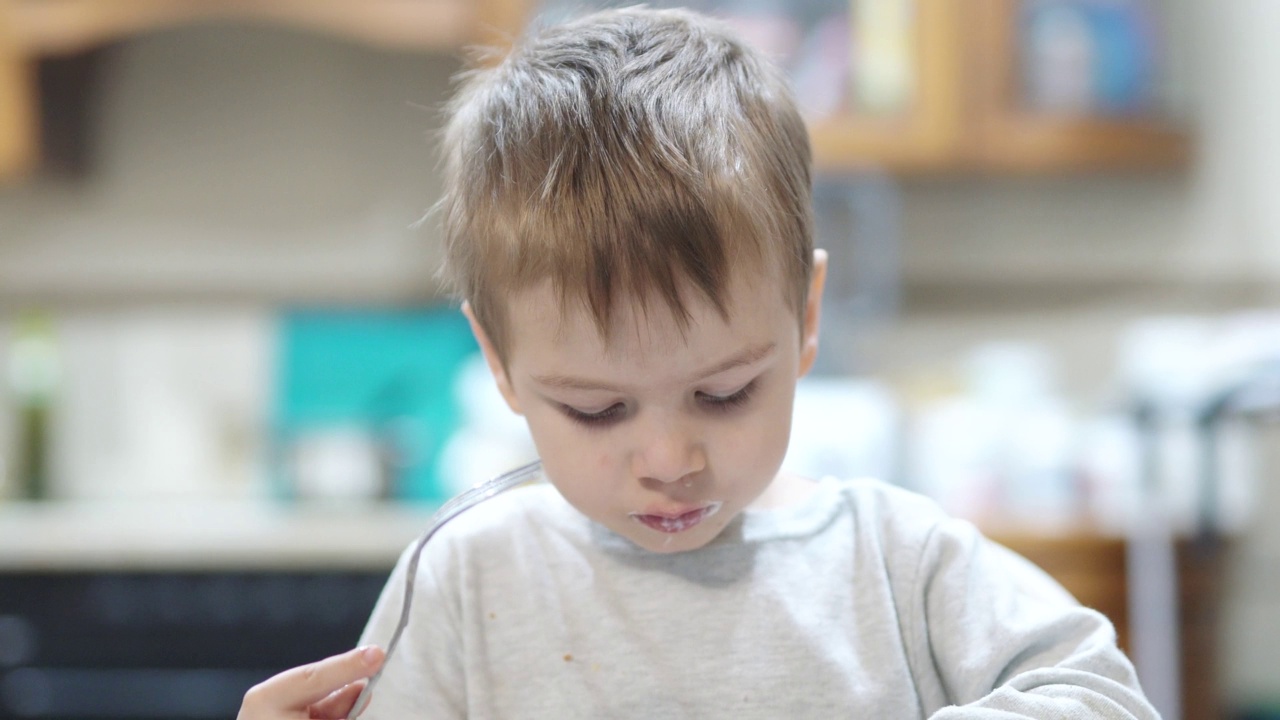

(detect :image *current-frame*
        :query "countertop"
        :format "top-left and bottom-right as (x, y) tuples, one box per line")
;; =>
(0, 499), (438, 571)
(0, 496), (1134, 572)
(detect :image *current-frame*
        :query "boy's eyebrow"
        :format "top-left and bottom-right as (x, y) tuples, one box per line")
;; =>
(687, 341), (777, 381)
(532, 342), (777, 392)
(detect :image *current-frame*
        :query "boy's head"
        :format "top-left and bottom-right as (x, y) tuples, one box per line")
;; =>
(439, 6), (815, 364)
(440, 6), (827, 553)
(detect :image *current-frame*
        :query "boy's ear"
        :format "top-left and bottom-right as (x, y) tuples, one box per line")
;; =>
(798, 249), (828, 377)
(462, 301), (523, 415)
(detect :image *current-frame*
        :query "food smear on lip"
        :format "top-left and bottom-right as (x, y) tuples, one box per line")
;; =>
(630, 501), (723, 533)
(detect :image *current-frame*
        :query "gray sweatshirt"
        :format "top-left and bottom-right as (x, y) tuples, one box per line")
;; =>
(358, 476), (1158, 719)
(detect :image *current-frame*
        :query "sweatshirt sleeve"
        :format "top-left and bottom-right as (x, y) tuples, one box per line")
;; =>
(355, 539), (467, 720)
(907, 514), (1159, 719)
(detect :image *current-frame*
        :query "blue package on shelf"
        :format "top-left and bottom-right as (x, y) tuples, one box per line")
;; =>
(1020, 0), (1159, 116)
(272, 306), (479, 504)
(1088, 0), (1157, 114)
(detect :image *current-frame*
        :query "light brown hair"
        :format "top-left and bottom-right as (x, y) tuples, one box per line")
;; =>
(438, 6), (813, 362)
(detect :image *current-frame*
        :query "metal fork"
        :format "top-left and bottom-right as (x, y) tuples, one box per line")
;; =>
(349, 459), (544, 718)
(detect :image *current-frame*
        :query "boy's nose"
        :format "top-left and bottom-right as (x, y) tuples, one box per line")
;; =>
(630, 417), (706, 485)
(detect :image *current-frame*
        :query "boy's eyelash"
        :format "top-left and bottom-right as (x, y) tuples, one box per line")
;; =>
(697, 380), (758, 413)
(560, 380), (758, 428)
(561, 403), (626, 428)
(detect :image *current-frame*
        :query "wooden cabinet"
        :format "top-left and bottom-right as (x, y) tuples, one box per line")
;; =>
(964, 0), (1189, 173)
(992, 530), (1228, 720)
(4, 0), (529, 56)
(809, 0), (967, 173)
(0, 0), (1191, 182)
(0, 0), (39, 181)
(811, 0), (1189, 173)
(0, 0), (530, 182)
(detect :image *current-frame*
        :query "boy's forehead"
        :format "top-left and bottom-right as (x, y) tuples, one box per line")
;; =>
(500, 268), (790, 365)
(504, 282), (692, 357)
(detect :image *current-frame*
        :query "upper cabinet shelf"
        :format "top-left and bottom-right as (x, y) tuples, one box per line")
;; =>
(0, 0), (529, 182)
(963, 0), (1190, 173)
(0, 0), (1191, 183)
(794, 0), (1190, 174)
(539, 0), (1191, 176)
(6, 0), (528, 54)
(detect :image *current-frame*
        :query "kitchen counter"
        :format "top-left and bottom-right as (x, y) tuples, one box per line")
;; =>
(0, 499), (438, 571)
(0, 498), (1128, 572)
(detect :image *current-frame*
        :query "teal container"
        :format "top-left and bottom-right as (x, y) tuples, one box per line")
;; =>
(273, 306), (479, 504)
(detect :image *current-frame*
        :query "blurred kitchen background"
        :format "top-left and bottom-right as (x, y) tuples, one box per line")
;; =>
(1, 0), (1278, 717)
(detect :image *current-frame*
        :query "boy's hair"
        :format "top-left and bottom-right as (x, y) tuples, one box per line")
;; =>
(439, 6), (814, 361)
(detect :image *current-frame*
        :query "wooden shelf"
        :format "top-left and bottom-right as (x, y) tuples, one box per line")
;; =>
(0, 0), (530, 182)
(966, 0), (1189, 174)
(975, 116), (1189, 173)
(810, 0), (1190, 175)
(809, 0), (966, 175)
(0, 0), (1193, 182)
(6, 0), (528, 55)
(1, 0), (39, 181)
(811, 117), (952, 174)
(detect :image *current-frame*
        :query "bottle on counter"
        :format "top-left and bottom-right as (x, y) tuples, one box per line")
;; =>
(7, 311), (59, 501)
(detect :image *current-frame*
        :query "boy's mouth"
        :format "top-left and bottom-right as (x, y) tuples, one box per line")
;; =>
(629, 502), (723, 534)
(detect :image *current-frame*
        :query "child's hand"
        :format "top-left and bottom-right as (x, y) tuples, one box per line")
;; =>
(237, 645), (385, 720)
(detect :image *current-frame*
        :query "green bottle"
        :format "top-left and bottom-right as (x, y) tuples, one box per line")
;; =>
(8, 312), (58, 501)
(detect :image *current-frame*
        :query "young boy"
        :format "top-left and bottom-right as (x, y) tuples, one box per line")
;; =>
(239, 7), (1157, 719)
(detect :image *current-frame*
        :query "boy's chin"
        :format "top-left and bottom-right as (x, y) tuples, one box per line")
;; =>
(630, 533), (712, 554)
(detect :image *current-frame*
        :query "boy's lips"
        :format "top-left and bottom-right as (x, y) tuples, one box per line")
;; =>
(629, 501), (723, 534)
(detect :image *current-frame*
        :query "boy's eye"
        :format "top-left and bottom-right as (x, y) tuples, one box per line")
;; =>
(558, 380), (758, 427)
(561, 402), (626, 428)
(696, 379), (758, 413)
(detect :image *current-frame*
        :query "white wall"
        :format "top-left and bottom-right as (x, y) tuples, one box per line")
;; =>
(0, 24), (458, 305)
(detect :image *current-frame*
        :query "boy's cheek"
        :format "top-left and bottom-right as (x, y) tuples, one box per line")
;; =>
(522, 409), (591, 465)
(704, 417), (785, 469)
(741, 405), (795, 463)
